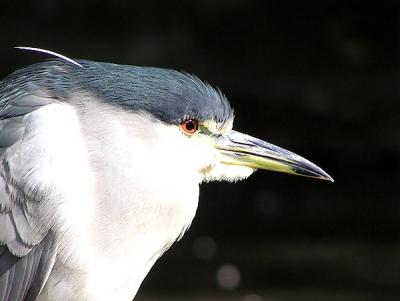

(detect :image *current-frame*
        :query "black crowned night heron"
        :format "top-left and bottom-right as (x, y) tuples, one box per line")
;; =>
(0, 48), (332, 301)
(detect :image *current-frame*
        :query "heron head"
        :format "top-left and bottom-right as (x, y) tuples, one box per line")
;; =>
(74, 62), (333, 184)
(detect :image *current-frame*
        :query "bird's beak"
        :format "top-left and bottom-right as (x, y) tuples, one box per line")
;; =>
(215, 130), (333, 181)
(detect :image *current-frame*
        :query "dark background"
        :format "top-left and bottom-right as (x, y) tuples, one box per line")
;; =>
(1, 1), (399, 300)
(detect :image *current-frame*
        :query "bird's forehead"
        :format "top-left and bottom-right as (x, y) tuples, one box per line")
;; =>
(77, 61), (234, 126)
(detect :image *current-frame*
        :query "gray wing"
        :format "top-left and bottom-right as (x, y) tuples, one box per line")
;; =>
(0, 82), (59, 301)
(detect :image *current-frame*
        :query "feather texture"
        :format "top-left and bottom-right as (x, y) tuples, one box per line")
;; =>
(0, 86), (58, 299)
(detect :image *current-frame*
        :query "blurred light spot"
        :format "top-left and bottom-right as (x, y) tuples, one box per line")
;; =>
(242, 294), (263, 301)
(193, 236), (217, 260)
(216, 264), (240, 290)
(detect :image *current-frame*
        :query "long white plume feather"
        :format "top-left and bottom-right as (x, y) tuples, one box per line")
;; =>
(15, 46), (83, 68)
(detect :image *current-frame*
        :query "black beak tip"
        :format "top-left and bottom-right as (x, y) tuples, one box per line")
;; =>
(320, 174), (334, 182)
(292, 166), (334, 182)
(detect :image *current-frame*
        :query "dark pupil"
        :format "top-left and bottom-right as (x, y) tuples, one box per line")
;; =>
(186, 121), (195, 131)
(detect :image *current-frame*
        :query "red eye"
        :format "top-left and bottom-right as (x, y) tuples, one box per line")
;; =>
(179, 119), (199, 135)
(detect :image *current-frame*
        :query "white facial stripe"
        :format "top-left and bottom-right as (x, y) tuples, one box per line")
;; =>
(200, 118), (233, 135)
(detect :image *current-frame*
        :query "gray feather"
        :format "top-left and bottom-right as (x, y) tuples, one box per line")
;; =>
(11, 95), (54, 108)
(0, 213), (16, 243)
(0, 232), (56, 301)
(0, 119), (24, 148)
(25, 232), (57, 301)
(0, 106), (40, 120)
(0, 75), (59, 300)
(12, 206), (44, 247)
